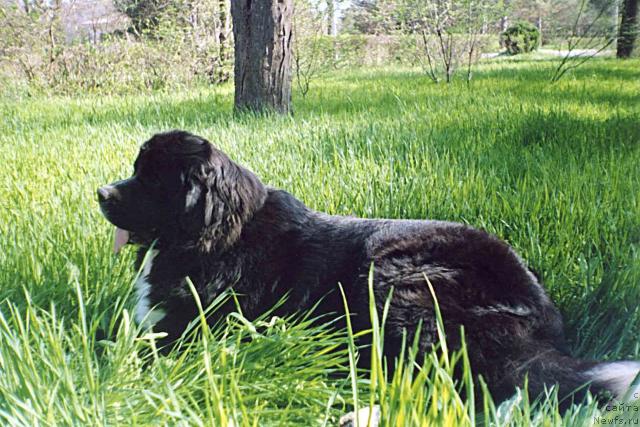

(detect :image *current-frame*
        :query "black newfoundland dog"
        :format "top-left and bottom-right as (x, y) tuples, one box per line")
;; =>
(98, 130), (638, 414)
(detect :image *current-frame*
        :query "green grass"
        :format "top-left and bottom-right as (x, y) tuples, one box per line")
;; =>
(1, 58), (639, 425)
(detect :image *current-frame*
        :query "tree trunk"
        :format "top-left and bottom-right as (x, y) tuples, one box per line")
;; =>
(231, 0), (294, 114)
(327, 0), (336, 36)
(19, 0), (30, 13)
(617, 0), (638, 58)
(217, 0), (231, 82)
(537, 16), (543, 44)
(500, 16), (509, 32)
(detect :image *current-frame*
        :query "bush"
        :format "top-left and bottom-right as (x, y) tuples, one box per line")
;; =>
(0, 2), (232, 95)
(500, 22), (541, 55)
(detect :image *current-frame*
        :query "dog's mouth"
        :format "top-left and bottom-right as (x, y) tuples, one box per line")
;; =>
(112, 228), (156, 253)
(114, 227), (130, 254)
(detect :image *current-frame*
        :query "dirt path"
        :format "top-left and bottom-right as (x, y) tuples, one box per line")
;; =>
(482, 48), (613, 59)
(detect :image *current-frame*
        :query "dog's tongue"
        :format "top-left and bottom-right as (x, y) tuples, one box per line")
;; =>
(114, 228), (129, 254)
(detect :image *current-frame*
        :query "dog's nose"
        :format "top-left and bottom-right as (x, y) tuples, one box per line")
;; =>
(97, 185), (115, 202)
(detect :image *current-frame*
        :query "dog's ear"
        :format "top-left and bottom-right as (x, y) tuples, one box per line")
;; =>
(181, 143), (267, 253)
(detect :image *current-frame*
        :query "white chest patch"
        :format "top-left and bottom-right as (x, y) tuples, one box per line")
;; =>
(134, 249), (166, 329)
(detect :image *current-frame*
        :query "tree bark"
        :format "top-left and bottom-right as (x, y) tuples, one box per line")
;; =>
(327, 0), (336, 36)
(231, 0), (294, 114)
(617, 0), (638, 58)
(537, 16), (543, 44)
(217, 0), (231, 82)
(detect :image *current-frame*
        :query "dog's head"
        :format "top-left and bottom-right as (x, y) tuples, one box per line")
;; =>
(98, 130), (267, 253)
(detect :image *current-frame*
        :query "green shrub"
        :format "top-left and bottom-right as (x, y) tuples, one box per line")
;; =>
(0, 1), (232, 95)
(500, 22), (541, 55)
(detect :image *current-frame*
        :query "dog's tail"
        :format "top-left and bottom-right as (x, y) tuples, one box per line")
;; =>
(512, 349), (640, 407)
(584, 360), (640, 400)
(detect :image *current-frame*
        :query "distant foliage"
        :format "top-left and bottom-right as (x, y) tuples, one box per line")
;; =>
(398, 0), (505, 84)
(291, 1), (413, 98)
(295, 34), (451, 70)
(549, 0), (619, 82)
(0, 0), (232, 94)
(341, 0), (402, 35)
(292, 0), (329, 98)
(501, 22), (541, 55)
(113, 0), (180, 34)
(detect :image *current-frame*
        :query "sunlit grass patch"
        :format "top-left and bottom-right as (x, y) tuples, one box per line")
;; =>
(1, 58), (639, 425)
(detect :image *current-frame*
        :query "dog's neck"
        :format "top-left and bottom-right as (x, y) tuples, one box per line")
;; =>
(136, 188), (378, 319)
(225, 189), (378, 315)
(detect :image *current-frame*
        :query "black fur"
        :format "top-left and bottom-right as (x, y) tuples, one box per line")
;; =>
(98, 130), (632, 407)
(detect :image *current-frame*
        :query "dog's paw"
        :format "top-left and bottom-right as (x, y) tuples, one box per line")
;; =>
(339, 405), (380, 427)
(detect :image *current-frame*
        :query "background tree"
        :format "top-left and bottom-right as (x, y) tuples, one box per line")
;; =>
(326, 0), (336, 35)
(550, 0), (618, 82)
(502, 0), (616, 46)
(293, 0), (331, 98)
(0, 0), (232, 91)
(231, 0), (294, 114)
(508, 0), (554, 43)
(0, 0), (66, 87)
(617, 0), (638, 57)
(341, 0), (400, 35)
(113, 0), (232, 83)
(113, 0), (173, 34)
(399, 0), (503, 83)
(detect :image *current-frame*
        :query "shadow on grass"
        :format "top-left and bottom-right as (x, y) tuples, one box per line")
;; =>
(6, 60), (638, 149)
